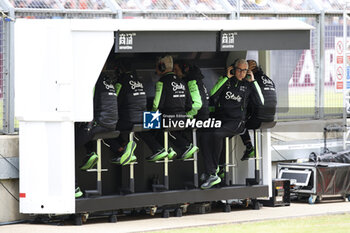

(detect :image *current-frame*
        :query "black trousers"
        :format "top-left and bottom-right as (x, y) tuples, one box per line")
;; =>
(240, 116), (262, 146)
(104, 120), (136, 155)
(75, 123), (112, 154)
(201, 120), (245, 175)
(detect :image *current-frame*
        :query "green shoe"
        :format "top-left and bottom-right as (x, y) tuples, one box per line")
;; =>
(111, 154), (137, 165)
(180, 144), (199, 160)
(241, 147), (255, 161)
(146, 148), (168, 162)
(80, 152), (98, 170)
(130, 155), (137, 163)
(75, 187), (83, 198)
(201, 175), (221, 189)
(120, 141), (137, 166)
(167, 147), (177, 160)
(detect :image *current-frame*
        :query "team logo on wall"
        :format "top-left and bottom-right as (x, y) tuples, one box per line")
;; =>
(143, 110), (162, 129)
(119, 33), (136, 50)
(221, 32), (237, 49)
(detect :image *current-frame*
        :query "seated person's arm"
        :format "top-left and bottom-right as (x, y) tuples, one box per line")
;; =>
(209, 76), (228, 112)
(152, 81), (165, 111)
(186, 80), (202, 118)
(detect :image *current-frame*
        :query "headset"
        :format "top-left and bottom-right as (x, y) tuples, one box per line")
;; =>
(229, 58), (240, 75)
(157, 62), (166, 73)
(175, 60), (189, 75)
(157, 55), (168, 73)
(181, 63), (189, 75)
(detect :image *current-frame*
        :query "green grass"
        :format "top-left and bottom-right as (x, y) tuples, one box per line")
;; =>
(278, 87), (343, 119)
(154, 214), (350, 233)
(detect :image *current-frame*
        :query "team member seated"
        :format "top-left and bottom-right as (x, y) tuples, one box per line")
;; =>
(200, 59), (264, 189)
(173, 60), (210, 121)
(75, 71), (119, 197)
(141, 55), (195, 162)
(104, 59), (147, 165)
(240, 60), (277, 161)
(173, 60), (210, 159)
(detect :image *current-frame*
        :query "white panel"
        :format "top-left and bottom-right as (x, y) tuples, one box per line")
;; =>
(232, 134), (252, 184)
(261, 129), (272, 197)
(15, 19), (114, 122)
(72, 30), (114, 121)
(15, 20), (73, 121)
(70, 19), (314, 32)
(15, 19), (114, 214)
(19, 122), (75, 214)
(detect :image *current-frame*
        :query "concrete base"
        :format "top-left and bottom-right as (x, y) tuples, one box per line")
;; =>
(0, 135), (27, 223)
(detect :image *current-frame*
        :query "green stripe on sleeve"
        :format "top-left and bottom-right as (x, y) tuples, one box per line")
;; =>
(115, 83), (122, 97)
(187, 80), (202, 117)
(253, 81), (264, 105)
(210, 76), (228, 96)
(152, 81), (163, 111)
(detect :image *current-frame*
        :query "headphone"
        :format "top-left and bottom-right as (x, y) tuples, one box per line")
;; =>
(175, 60), (189, 75)
(158, 62), (166, 73)
(157, 55), (167, 73)
(181, 63), (189, 75)
(229, 58), (240, 75)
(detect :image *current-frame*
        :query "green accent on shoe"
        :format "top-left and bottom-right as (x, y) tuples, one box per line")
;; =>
(180, 144), (199, 160)
(201, 175), (221, 189)
(216, 167), (220, 175)
(75, 187), (83, 198)
(130, 154), (137, 163)
(80, 152), (98, 170)
(248, 150), (255, 158)
(112, 154), (137, 165)
(147, 149), (168, 162)
(218, 171), (225, 180)
(120, 141), (137, 166)
(167, 147), (177, 160)
(241, 147), (255, 161)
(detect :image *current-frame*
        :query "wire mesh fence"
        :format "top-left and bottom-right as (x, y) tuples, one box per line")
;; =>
(323, 14), (344, 117)
(0, 19), (5, 132)
(240, 14), (319, 120)
(240, 0), (316, 11)
(279, 15), (319, 120)
(115, 0), (228, 11)
(9, 0), (109, 10)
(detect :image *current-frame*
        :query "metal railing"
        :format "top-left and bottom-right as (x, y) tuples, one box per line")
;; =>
(0, 20), (5, 132)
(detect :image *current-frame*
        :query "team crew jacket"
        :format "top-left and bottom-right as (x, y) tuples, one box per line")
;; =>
(184, 65), (210, 120)
(152, 72), (192, 115)
(210, 76), (264, 122)
(249, 70), (277, 122)
(93, 74), (119, 129)
(114, 72), (147, 123)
